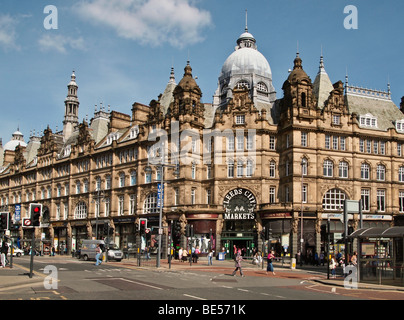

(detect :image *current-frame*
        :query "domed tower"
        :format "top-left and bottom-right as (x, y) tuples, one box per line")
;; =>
(170, 61), (205, 125)
(63, 71), (80, 141)
(213, 20), (276, 121)
(280, 52), (316, 124)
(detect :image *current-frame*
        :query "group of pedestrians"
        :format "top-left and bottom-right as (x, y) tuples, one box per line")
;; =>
(329, 251), (358, 278)
(231, 247), (276, 277)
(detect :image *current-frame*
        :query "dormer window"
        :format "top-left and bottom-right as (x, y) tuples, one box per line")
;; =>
(359, 114), (377, 128)
(107, 132), (120, 145)
(130, 126), (139, 139)
(64, 145), (71, 157)
(395, 120), (404, 132)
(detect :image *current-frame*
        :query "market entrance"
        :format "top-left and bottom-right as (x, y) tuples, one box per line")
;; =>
(221, 237), (255, 260)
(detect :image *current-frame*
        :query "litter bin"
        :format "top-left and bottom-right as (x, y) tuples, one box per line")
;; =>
(291, 257), (296, 270)
(218, 252), (225, 261)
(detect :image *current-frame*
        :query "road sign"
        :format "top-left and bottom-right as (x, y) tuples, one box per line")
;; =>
(23, 218), (32, 227)
(15, 204), (21, 222)
(157, 183), (164, 208)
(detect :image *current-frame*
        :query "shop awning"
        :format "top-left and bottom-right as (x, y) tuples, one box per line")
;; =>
(348, 227), (404, 238)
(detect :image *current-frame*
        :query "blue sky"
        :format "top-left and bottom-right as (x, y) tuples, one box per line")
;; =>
(0, 0), (403, 144)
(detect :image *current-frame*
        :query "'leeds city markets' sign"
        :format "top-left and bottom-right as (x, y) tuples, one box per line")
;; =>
(223, 188), (257, 220)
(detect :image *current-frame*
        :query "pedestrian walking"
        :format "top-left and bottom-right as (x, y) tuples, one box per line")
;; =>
(0, 240), (9, 268)
(178, 247), (183, 262)
(266, 250), (276, 275)
(320, 251), (325, 266)
(208, 249), (213, 266)
(231, 249), (244, 277)
(330, 257), (337, 278)
(350, 252), (357, 266)
(95, 244), (102, 266)
(182, 249), (188, 262)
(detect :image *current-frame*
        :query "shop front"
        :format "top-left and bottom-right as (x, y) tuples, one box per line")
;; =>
(187, 214), (217, 256)
(71, 221), (88, 253)
(113, 216), (136, 251)
(52, 221), (68, 254)
(261, 213), (292, 257)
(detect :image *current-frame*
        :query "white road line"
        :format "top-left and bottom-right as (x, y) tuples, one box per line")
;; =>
(183, 294), (207, 300)
(119, 278), (164, 290)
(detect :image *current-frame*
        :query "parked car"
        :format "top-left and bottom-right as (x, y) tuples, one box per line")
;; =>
(8, 246), (24, 257)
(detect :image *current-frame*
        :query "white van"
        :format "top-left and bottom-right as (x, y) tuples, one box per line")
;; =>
(79, 240), (123, 262)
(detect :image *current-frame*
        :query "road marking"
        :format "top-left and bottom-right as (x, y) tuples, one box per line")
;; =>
(117, 278), (165, 290)
(237, 288), (249, 292)
(183, 294), (207, 300)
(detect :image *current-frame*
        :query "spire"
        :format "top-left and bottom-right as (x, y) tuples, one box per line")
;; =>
(313, 53), (334, 108)
(63, 70), (80, 141)
(245, 9), (248, 32)
(293, 50), (303, 70)
(169, 66), (175, 84)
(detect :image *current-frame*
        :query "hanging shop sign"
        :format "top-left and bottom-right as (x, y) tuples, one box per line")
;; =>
(223, 188), (256, 220)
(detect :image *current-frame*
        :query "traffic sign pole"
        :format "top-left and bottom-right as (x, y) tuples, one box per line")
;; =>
(29, 231), (35, 278)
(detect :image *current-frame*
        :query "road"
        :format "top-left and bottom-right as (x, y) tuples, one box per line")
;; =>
(2, 255), (404, 306)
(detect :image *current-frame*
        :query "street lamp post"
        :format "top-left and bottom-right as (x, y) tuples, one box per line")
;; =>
(300, 160), (304, 264)
(156, 163), (176, 268)
(91, 189), (105, 240)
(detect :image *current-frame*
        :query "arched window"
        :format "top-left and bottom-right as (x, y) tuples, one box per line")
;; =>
(74, 201), (87, 219)
(143, 192), (158, 214)
(269, 161), (276, 178)
(323, 160), (333, 177)
(301, 92), (306, 107)
(257, 82), (268, 92)
(361, 163), (370, 180)
(235, 80), (250, 90)
(376, 164), (385, 181)
(322, 188), (347, 211)
(339, 161), (349, 178)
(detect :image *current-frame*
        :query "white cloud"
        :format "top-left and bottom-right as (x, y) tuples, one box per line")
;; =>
(38, 34), (86, 53)
(75, 0), (212, 47)
(0, 14), (20, 51)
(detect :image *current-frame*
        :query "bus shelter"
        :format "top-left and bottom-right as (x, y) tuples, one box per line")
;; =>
(348, 227), (404, 287)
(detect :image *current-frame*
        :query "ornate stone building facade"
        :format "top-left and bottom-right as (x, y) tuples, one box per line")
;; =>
(1, 26), (404, 260)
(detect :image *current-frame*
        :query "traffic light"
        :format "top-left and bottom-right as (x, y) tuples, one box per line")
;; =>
(173, 220), (181, 235)
(103, 223), (109, 235)
(265, 227), (272, 241)
(29, 203), (42, 227)
(139, 218), (147, 234)
(261, 227), (266, 239)
(185, 224), (194, 237)
(0, 212), (9, 230)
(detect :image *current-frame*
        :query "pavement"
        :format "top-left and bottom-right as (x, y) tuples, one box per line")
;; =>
(1, 255), (404, 294)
